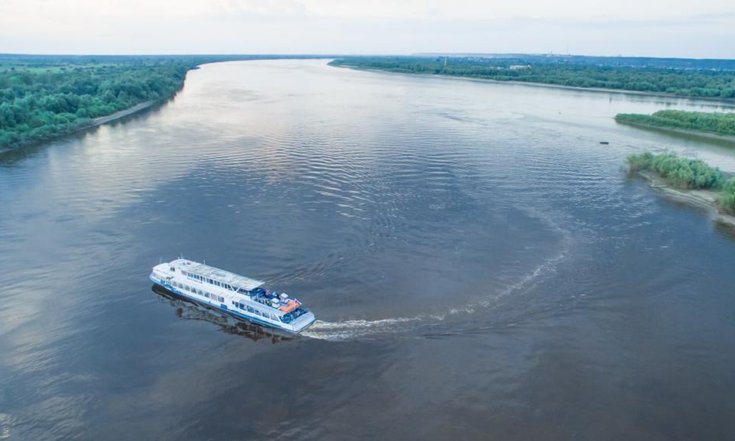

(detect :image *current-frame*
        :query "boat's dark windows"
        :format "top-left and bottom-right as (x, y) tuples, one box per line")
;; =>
(219, 296), (224, 302)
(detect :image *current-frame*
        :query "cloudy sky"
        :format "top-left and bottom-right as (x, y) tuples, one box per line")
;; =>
(1, 0), (734, 57)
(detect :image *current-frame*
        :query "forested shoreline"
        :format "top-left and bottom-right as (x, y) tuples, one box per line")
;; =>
(329, 56), (735, 100)
(0, 55), (322, 151)
(6, 54), (735, 152)
(615, 110), (735, 137)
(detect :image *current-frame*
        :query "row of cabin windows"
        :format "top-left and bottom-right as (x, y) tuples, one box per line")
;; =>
(180, 270), (238, 292)
(232, 301), (280, 321)
(172, 281), (224, 303)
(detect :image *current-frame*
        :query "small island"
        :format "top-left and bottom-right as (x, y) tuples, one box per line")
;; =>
(627, 152), (735, 225)
(616, 110), (735, 139)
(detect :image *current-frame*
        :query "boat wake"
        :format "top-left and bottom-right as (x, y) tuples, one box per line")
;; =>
(302, 237), (571, 341)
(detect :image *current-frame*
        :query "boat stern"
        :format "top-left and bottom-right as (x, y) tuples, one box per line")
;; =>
(288, 310), (317, 333)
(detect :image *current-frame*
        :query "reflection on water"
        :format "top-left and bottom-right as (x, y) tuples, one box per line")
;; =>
(151, 285), (294, 344)
(1, 60), (735, 440)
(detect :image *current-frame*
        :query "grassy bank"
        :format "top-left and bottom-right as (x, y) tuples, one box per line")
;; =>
(627, 152), (735, 213)
(615, 110), (735, 137)
(329, 55), (735, 100)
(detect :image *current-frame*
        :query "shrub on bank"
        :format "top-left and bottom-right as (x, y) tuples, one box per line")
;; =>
(719, 178), (735, 214)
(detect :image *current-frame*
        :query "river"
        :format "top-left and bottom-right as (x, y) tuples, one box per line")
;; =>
(1, 59), (734, 440)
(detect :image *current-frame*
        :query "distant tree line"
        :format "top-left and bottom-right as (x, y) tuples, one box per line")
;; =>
(329, 56), (735, 99)
(627, 151), (735, 213)
(615, 110), (735, 136)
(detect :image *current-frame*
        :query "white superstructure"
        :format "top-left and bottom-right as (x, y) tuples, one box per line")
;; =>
(150, 259), (316, 333)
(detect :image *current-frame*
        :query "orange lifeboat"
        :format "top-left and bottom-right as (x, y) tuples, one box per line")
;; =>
(279, 299), (300, 313)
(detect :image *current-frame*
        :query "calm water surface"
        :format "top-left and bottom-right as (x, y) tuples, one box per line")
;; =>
(1, 60), (735, 440)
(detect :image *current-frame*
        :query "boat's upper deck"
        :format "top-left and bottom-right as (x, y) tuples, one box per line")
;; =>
(171, 258), (264, 291)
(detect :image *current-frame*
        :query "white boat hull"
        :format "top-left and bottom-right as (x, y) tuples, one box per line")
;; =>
(149, 263), (316, 334)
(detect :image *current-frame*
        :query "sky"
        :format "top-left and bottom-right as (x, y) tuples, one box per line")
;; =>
(1, 0), (734, 58)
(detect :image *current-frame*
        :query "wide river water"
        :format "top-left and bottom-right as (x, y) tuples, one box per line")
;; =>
(2, 60), (735, 440)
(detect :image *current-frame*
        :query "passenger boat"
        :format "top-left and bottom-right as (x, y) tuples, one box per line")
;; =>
(150, 258), (316, 333)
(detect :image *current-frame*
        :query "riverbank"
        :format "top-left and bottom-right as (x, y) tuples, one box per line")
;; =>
(636, 170), (735, 227)
(0, 97), (169, 156)
(89, 100), (158, 126)
(617, 120), (735, 145)
(0, 98), (176, 160)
